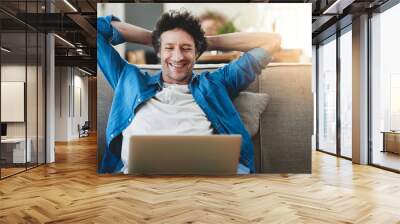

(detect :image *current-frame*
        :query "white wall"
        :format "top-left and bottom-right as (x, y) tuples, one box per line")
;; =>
(1, 65), (26, 81)
(55, 67), (68, 141)
(55, 67), (89, 141)
(1, 64), (46, 164)
(1, 65), (30, 138)
(164, 3), (311, 58)
(164, 3), (257, 31)
(72, 73), (89, 138)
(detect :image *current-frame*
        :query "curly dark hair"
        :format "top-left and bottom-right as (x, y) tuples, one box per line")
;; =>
(152, 9), (207, 57)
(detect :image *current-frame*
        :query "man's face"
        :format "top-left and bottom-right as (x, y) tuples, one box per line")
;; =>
(159, 28), (197, 84)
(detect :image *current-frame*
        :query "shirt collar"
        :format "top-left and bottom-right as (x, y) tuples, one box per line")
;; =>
(147, 70), (199, 87)
(190, 72), (199, 82)
(147, 71), (163, 86)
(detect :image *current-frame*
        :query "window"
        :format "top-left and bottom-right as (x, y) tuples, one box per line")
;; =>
(0, 0), (47, 179)
(339, 28), (352, 158)
(390, 74), (400, 130)
(317, 36), (337, 154)
(371, 2), (400, 171)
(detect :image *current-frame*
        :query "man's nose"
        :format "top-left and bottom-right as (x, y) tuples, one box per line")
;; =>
(172, 48), (184, 61)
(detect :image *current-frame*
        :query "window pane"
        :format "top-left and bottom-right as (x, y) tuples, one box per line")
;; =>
(27, 31), (38, 169)
(340, 29), (352, 158)
(318, 37), (337, 154)
(0, 0), (46, 179)
(390, 75), (400, 130)
(1, 28), (27, 177)
(371, 3), (400, 171)
(38, 32), (45, 165)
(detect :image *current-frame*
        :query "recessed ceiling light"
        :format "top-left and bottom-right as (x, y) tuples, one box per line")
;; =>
(323, 0), (355, 15)
(1, 47), (11, 53)
(54, 34), (75, 48)
(77, 67), (93, 76)
(63, 0), (78, 12)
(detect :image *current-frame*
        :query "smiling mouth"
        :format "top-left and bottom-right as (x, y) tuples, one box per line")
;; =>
(169, 62), (187, 70)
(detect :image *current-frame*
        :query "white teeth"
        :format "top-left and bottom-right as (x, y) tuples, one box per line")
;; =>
(170, 63), (185, 69)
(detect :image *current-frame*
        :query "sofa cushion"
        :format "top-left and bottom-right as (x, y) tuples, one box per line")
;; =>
(233, 92), (270, 136)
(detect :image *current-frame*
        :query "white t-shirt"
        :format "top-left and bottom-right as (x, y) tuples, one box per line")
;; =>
(120, 82), (214, 174)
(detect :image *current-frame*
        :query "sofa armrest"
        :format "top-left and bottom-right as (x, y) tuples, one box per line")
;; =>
(258, 63), (313, 173)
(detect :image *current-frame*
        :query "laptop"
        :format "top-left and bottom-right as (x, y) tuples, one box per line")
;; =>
(127, 135), (241, 175)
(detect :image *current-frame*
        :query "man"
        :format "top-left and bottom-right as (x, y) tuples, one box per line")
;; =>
(97, 9), (281, 174)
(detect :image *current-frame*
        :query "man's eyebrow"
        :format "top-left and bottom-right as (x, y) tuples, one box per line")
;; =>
(163, 43), (194, 47)
(181, 44), (193, 47)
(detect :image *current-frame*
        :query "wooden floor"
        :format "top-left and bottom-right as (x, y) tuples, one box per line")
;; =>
(372, 150), (400, 171)
(1, 163), (46, 178)
(1, 167), (26, 178)
(1, 134), (400, 223)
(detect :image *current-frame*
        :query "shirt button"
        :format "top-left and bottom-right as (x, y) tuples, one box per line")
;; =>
(111, 134), (114, 137)
(128, 118), (132, 121)
(138, 98), (141, 103)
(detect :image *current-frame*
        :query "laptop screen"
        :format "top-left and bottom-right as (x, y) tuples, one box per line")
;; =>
(1, 123), (7, 137)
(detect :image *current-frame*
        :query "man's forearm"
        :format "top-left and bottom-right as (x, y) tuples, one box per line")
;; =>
(206, 32), (281, 54)
(111, 21), (152, 46)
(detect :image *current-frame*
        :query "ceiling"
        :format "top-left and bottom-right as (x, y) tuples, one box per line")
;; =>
(0, 0), (97, 74)
(308, 0), (390, 43)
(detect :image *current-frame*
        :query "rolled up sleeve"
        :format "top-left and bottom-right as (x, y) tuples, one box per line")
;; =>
(97, 15), (127, 89)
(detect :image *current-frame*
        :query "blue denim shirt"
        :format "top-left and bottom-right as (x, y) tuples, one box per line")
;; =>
(97, 15), (268, 174)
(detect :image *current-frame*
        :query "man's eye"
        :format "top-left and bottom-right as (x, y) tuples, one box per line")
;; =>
(165, 47), (173, 50)
(183, 48), (192, 51)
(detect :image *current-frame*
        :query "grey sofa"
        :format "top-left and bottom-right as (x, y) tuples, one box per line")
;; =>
(97, 63), (312, 173)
